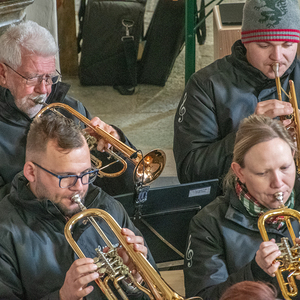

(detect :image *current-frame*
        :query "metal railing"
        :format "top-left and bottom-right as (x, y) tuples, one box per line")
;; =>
(185, 0), (225, 83)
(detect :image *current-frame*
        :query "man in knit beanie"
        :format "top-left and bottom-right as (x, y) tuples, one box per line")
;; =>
(174, 0), (300, 192)
(241, 0), (300, 78)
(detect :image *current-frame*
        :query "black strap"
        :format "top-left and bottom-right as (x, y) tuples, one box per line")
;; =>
(78, 2), (138, 94)
(77, 0), (86, 53)
(113, 20), (137, 95)
(196, 0), (207, 45)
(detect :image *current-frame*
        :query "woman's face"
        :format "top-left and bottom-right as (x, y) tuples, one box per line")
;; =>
(232, 138), (295, 209)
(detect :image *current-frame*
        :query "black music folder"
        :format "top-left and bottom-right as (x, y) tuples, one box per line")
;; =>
(115, 179), (219, 264)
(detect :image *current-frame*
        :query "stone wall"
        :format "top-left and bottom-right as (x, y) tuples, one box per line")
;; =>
(0, 0), (34, 35)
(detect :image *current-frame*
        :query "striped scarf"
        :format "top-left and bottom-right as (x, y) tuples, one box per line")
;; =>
(236, 180), (294, 230)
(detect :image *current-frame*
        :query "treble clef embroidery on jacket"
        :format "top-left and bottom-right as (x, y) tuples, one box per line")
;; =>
(186, 234), (194, 267)
(178, 92), (187, 123)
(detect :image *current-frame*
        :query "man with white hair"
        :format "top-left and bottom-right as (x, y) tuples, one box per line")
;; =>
(0, 20), (136, 198)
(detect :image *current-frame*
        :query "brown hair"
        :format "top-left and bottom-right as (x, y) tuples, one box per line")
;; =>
(223, 114), (296, 190)
(220, 281), (277, 300)
(26, 113), (85, 161)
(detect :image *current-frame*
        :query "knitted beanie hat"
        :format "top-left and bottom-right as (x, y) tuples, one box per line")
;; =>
(241, 0), (300, 43)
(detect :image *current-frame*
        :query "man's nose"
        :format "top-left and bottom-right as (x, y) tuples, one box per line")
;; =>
(34, 78), (49, 94)
(270, 46), (283, 62)
(70, 177), (84, 190)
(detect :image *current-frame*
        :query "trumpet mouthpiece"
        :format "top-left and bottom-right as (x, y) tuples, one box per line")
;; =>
(272, 63), (280, 77)
(274, 192), (283, 203)
(33, 94), (47, 105)
(72, 194), (81, 204)
(71, 194), (86, 211)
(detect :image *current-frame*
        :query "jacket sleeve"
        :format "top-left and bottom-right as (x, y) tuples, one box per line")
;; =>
(0, 232), (63, 300)
(0, 180), (11, 201)
(0, 244), (25, 299)
(184, 214), (258, 299)
(173, 76), (236, 184)
(63, 94), (135, 148)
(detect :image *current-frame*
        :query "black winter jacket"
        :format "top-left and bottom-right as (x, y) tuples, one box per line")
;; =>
(0, 82), (136, 198)
(184, 182), (300, 299)
(0, 172), (156, 299)
(174, 40), (300, 186)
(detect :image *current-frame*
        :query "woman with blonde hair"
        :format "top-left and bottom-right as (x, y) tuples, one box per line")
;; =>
(184, 114), (300, 299)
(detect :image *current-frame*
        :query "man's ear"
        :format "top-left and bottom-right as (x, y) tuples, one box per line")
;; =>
(0, 63), (8, 86)
(24, 162), (36, 183)
(231, 162), (245, 184)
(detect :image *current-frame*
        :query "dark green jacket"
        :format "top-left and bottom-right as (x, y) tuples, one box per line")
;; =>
(0, 172), (156, 299)
(184, 181), (300, 299)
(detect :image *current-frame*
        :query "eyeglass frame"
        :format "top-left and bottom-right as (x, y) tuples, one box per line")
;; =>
(3, 63), (62, 86)
(32, 162), (99, 188)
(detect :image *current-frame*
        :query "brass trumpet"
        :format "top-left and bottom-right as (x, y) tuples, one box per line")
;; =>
(36, 103), (166, 185)
(65, 194), (202, 300)
(273, 63), (300, 171)
(258, 192), (300, 300)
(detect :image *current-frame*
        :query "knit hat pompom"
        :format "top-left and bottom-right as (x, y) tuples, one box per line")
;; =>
(241, 0), (300, 43)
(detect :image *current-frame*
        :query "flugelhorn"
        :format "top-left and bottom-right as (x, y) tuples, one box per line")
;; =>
(258, 192), (300, 300)
(36, 103), (166, 185)
(65, 194), (202, 300)
(273, 63), (300, 171)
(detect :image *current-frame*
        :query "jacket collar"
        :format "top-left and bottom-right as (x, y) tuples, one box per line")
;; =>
(46, 81), (71, 105)
(225, 188), (259, 231)
(0, 87), (31, 124)
(0, 81), (71, 125)
(224, 187), (288, 235)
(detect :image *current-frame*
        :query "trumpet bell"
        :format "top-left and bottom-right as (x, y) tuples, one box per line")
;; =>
(134, 149), (166, 185)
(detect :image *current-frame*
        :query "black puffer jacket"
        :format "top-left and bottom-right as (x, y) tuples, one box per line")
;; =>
(0, 82), (136, 198)
(184, 181), (300, 300)
(174, 40), (300, 186)
(0, 172), (156, 299)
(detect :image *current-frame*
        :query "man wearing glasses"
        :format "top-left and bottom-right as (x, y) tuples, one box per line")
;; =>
(0, 113), (156, 299)
(0, 20), (136, 198)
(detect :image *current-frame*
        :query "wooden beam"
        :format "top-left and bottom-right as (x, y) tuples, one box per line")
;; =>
(56, 0), (78, 76)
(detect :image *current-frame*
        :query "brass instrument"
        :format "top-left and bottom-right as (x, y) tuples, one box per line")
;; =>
(273, 62), (300, 171)
(273, 63), (282, 102)
(258, 192), (300, 300)
(65, 194), (202, 300)
(36, 103), (166, 185)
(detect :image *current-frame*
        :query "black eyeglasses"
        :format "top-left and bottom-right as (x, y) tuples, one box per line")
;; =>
(32, 162), (99, 188)
(4, 63), (61, 86)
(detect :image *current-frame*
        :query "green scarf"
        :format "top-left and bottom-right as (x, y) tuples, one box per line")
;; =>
(236, 180), (294, 230)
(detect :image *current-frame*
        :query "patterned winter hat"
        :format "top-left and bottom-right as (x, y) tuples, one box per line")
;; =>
(241, 0), (300, 43)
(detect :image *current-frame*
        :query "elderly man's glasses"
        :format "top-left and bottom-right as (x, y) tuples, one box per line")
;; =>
(32, 162), (99, 188)
(4, 63), (61, 86)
